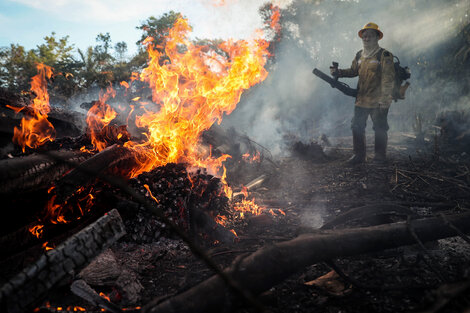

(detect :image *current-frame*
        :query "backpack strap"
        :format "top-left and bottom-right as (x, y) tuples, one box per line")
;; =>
(355, 50), (363, 62)
(376, 48), (385, 62)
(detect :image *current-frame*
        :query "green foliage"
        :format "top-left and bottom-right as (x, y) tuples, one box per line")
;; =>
(0, 9), (271, 105)
(136, 11), (182, 48)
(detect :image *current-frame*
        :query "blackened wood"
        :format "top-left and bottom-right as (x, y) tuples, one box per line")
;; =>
(143, 211), (470, 313)
(55, 144), (136, 202)
(0, 150), (89, 194)
(191, 207), (236, 244)
(320, 204), (418, 229)
(0, 209), (126, 313)
(70, 279), (122, 313)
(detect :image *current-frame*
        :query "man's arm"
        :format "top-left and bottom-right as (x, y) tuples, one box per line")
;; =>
(380, 50), (395, 104)
(338, 55), (359, 78)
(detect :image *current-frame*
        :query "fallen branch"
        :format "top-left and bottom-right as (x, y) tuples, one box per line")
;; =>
(143, 211), (470, 313)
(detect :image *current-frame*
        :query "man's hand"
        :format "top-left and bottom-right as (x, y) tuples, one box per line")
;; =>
(330, 67), (340, 78)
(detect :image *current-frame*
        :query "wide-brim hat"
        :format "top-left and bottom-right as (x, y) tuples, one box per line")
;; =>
(358, 22), (383, 40)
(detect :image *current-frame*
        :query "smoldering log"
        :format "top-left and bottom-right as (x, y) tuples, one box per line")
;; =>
(190, 207), (236, 244)
(0, 150), (90, 194)
(0, 209), (126, 313)
(143, 211), (470, 313)
(54, 144), (137, 202)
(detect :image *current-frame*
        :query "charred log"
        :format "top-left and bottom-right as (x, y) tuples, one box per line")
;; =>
(0, 209), (126, 313)
(143, 211), (470, 313)
(54, 144), (137, 203)
(190, 206), (236, 244)
(320, 204), (419, 230)
(0, 150), (90, 195)
(70, 279), (122, 313)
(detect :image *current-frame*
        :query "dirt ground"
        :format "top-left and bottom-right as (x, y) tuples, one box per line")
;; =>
(30, 132), (470, 312)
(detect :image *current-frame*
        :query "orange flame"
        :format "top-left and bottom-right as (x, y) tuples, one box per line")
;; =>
(144, 184), (159, 203)
(120, 17), (269, 178)
(269, 5), (281, 34)
(215, 214), (228, 227)
(234, 197), (264, 217)
(6, 104), (24, 113)
(29, 224), (44, 238)
(221, 165), (233, 199)
(13, 63), (56, 152)
(42, 241), (55, 251)
(86, 85), (117, 151)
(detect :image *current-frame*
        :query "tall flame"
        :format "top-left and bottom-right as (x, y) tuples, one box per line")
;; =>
(86, 85), (118, 151)
(12, 63), (56, 151)
(122, 17), (269, 178)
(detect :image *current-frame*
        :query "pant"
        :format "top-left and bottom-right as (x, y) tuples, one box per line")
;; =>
(351, 106), (389, 159)
(351, 106), (389, 133)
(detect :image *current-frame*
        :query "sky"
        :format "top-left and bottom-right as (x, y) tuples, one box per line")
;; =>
(0, 0), (286, 56)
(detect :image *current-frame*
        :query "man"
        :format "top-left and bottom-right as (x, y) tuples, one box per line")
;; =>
(331, 22), (395, 164)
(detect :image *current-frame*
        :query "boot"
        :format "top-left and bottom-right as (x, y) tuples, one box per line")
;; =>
(347, 130), (366, 164)
(373, 130), (388, 163)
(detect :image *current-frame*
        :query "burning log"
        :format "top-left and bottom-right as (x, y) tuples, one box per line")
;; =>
(190, 206), (236, 244)
(0, 208), (126, 313)
(0, 87), (85, 145)
(0, 150), (90, 194)
(54, 144), (136, 202)
(142, 211), (470, 313)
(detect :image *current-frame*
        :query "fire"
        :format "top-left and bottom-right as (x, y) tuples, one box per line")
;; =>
(234, 197), (264, 217)
(121, 17), (269, 178)
(29, 224), (44, 238)
(215, 214), (228, 226)
(242, 152), (261, 163)
(221, 165), (233, 199)
(21, 15), (274, 238)
(6, 104), (24, 113)
(12, 63), (56, 152)
(269, 4), (281, 34)
(99, 292), (111, 301)
(42, 241), (55, 251)
(86, 85), (117, 152)
(144, 184), (159, 203)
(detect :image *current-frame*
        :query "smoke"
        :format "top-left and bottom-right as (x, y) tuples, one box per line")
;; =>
(220, 0), (470, 156)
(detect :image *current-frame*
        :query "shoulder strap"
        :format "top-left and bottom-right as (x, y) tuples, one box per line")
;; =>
(376, 48), (385, 62)
(355, 50), (363, 62)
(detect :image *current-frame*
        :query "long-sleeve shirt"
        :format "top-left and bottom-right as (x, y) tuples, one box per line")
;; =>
(339, 48), (396, 109)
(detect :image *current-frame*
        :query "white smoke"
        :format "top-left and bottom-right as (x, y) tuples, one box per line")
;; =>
(220, 0), (470, 156)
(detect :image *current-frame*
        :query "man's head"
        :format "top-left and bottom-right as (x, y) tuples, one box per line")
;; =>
(358, 22), (383, 48)
(361, 29), (380, 48)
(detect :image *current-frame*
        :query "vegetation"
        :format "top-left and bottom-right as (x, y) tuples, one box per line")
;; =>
(0, 11), (184, 104)
(0, 2), (468, 121)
